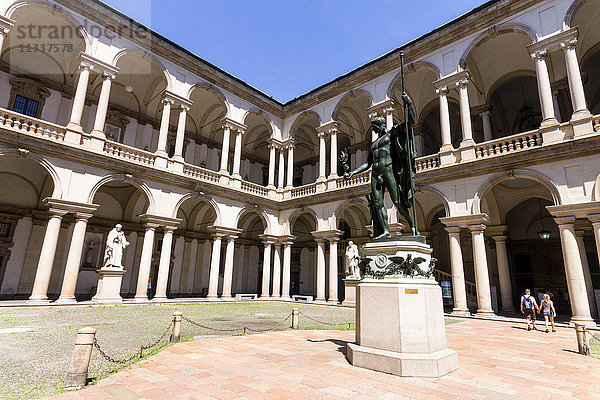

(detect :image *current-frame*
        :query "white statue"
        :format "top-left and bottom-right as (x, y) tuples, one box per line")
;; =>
(103, 224), (129, 269)
(345, 240), (361, 279)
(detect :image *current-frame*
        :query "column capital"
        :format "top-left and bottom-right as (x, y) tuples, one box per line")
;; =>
(492, 235), (508, 242)
(267, 137), (283, 150)
(560, 37), (578, 51)
(553, 216), (576, 227)
(221, 117), (246, 134)
(367, 99), (395, 118)
(548, 202), (600, 220)
(276, 235), (296, 246)
(0, 15), (15, 35)
(43, 198), (99, 216)
(139, 214), (181, 230)
(528, 27), (578, 56)
(209, 225), (242, 238)
(80, 53), (119, 76)
(468, 224), (487, 233)
(530, 49), (548, 61)
(479, 110), (491, 118)
(179, 104), (191, 113)
(434, 70), (470, 89)
(588, 214), (600, 224)
(484, 225), (507, 237)
(444, 226), (462, 234)
(311, 229), (343, 242)
(258, 233), (278, 245)
(316, 120), (338, 136)
(435, 86), (449, 95)
(440, 214), (489, 230)
(283, 137), (295, 149)
(162, 90), (193, 108)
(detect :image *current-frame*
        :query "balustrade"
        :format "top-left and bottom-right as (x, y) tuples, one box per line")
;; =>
(475, 131), (542, 159)
(0, 108), (65, 141)
(103, 142), (156, 166)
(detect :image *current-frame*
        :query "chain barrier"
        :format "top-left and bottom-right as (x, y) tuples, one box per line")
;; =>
(297, 310), (354, 328)
(181, 312), (293, 334)
(93, 321), (173, 364)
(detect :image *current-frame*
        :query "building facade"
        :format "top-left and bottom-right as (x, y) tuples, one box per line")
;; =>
(0, 0), (598, 325)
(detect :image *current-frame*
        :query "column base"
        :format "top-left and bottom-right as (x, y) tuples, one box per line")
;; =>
(439, 147), (455, 166)
(458, 141), (475, 162)
(314, 297), (327, 303)
(26, 297), (50, 305)
(570, 114), (594, 138)
(151, 296), (167, 302)
(218, 173), (230, 185)
(132, 296), (149, 303)
(475, 309), (495, 317)
(154, 151), (168, 168)
(327, 299), (339, 305)
(451, 309), (470, 316)
(54, 297), (77, 305)
(89, 130), (106, 151)
(64, 126), (83, 144)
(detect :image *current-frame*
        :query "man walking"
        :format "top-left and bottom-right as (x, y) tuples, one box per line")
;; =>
(521, 289), (538, 331)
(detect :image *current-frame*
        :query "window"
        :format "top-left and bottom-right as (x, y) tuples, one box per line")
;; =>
(12, 95), (39, 117)
(0, 223), (10, 238)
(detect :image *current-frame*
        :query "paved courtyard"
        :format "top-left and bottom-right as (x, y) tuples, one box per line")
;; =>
(40, 318), (599, 400)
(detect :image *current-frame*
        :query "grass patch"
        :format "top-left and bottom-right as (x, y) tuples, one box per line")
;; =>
(444, 318), (463, 325)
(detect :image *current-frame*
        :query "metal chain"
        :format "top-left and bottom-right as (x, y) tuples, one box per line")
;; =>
(297, 310), (354, 327)
(244, 313), (292, 333)
(181, 315), (242, 333)
(93, 321), (173, 364)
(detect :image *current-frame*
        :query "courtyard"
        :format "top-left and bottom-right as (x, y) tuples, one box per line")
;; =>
(0, 302), (355, 400)
(33, 316), (600, 400)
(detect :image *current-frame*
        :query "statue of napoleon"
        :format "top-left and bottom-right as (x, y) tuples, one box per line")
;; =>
(344, 92), (417, 239)
(103, 224), (129, 269)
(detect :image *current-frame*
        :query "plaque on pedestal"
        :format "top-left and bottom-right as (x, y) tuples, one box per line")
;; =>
(94, 267), (125, 305)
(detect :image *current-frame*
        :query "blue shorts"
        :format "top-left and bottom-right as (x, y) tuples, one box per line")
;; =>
(543, 311), (554, 317)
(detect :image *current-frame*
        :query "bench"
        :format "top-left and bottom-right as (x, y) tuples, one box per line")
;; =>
(292, 295), (313, 302)
(235, 293), (258, 301)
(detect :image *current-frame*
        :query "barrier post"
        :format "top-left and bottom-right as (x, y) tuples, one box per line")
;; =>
(292, 307), (299, 329)
(64, 327), (97, 390)
(575, 323), (590, 356)
(171, 312), (182, 343)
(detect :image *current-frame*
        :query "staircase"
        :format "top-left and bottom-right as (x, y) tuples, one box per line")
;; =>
(433, 269), (478, 310)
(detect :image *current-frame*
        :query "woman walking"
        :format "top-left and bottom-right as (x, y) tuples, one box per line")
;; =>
(538, 293), (556, 333)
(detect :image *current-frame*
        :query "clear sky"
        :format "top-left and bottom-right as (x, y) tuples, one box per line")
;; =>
(100, 0), (489, 103)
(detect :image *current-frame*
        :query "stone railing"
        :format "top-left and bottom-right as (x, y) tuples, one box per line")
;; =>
(290, 183), (317, 198)
(415, 154), (440, 172)
(240, 180), (269, 197)
(103, 141), (156, 166)
(0, 108), (66, 141)
(433, 268), (477, 304)
(182, 164), (220, 183)
(475, 130), (542, 159)
(336, 170), (370, 189)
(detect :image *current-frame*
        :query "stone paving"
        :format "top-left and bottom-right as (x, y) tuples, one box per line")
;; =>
(41, 318), (600, 400)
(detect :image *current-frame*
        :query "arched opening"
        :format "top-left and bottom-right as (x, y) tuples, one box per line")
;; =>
(87, 179), (149, 300)
(575, 1), (600, 115)
(419, 100), (461, 155)
(289, 112), (319, 186)
(236, 210), (266, 294)
(173, 197), (217, 297)
(186, 86), (227, 170)
(291, 213), (317, 297)
(0, 155), (55, 299)
(337, 203), (369, 301)
(1, 5), (86, 123)
(242, 112), (271, 185)
(332, 91), (371, 176)
(101, 52), (168, 150)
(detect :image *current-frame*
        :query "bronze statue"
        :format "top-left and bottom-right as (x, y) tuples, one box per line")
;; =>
(344, 92), (417, 239)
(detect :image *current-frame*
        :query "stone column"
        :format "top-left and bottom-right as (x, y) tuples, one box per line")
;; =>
(286, 143), (294, 189)
(318, 132), (327, 181)
(186, 239), (198, 294)
(0, 17), (14, 53)
(437, 86), (452, 150)
(278, 148), (285, 189)
(555, 218), (593, 325)
(329, 128), (338, 179)
(173, 106), (189, 162)
(221, 236), (237, 297)
(562, 38), (590, 119)
(67, 64), (92, 132)
(232, 129), (243, 178)
(261, 241), (272, 297)
(315, 239), (326, 301)
(531, 51), (558, 127)
(272, 244), (282, 297)
(154, 227), (175, 300)
(207, 235), (223, 298)
(384, 106), (395, 131)
(328, 237), (339, 303)
(575, 231), (597, 319)
(480, 111), (492, 142)
(56, 212), (94, 304)
(457, 78), (473, 145)
(493, 235), (514, 312)
(156, 98), (173, 156)
(28, 209), (67, 304)
(469, 225), (494, 315)
(268, 143), (276, 188)
(134, 223), (157, 301)
(591, 216), (600, 275)
(282, 241), (292, 297)
(219, 124), (231, 174)
(91, 73), (115, 138)
(446, 227), (469, 314)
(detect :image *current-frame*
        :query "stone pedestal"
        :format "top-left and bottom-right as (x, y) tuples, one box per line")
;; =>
(347, 238), (459, 377)
(342, 278), (359, 307)
(94, 267), (125, 305)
